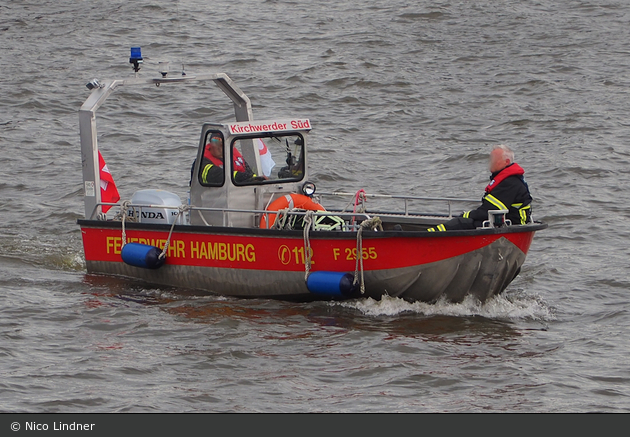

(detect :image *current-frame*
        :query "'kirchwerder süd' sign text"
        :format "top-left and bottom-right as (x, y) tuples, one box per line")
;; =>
(229, 119), (311, 134)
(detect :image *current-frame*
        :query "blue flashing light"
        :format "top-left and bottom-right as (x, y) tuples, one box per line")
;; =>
(130, 47), (143, 62)
(129, 47), (143, 73)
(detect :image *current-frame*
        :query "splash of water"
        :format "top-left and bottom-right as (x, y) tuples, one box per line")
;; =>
(336, 291), (556, 321)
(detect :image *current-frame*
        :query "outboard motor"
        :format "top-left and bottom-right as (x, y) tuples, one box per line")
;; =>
(128, 189), (186, 224)
(121, 189), (185, 269)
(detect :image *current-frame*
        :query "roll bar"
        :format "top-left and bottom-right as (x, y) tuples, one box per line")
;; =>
(79, 72), (253, 218)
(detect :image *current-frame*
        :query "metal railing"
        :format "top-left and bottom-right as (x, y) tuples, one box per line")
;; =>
(91, 201), (372, 229)
(315, 191), (479, 218)
(93, 190), (479, 224)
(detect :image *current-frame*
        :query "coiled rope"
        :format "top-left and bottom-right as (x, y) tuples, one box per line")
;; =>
(353, 189), (367, 213)
(353, 216), (383, 294)
(114, 200), (135, 248)
(159, 205), (190, 259)
(270, 207), (314, 281)
(115, 200), (189, 260)
(269, 204), (382, 291)
(302, 210), (315, 281)
(272, 207), (292, 230)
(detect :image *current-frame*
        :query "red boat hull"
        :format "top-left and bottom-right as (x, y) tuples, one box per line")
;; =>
(79, 220), (545, 302)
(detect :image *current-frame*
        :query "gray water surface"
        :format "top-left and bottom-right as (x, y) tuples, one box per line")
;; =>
(1, 0), (629, 412)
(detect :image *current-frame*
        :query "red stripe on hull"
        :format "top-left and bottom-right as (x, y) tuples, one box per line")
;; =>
(80, 226), (535, 272)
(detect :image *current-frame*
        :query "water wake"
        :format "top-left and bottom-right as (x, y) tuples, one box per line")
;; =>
(335, 291), (556, 321)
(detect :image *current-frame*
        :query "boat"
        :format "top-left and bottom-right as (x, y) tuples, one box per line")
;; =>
(77, 48), (547, 303)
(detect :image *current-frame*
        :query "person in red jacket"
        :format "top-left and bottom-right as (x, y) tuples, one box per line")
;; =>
(198, 133), (260, 185)
(428, 144), (532, 231)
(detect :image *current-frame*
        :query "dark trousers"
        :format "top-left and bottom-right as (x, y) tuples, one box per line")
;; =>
(442, 217), (477, 230)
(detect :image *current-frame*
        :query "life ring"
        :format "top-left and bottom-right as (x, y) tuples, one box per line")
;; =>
(260, 193), (326, 228)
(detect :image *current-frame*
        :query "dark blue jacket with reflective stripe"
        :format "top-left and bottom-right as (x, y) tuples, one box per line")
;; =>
(464, 168), (533, 226)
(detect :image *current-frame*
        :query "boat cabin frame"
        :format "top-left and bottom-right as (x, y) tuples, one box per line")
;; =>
(79, 72), (317, 228)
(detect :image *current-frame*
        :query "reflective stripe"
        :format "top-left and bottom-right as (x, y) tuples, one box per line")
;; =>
(463, 211), (470, 218)
(233, 170), (257, 179)
(518, 204), (531, 224)
(428, 224), (447, 232)
(485, 194), (507, 211)
(202, 164), (215, 183)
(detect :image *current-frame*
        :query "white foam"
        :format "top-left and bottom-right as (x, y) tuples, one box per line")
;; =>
(335, 291), (556, 322)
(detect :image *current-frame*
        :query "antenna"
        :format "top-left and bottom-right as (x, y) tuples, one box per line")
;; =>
(175, 3), (186, 76)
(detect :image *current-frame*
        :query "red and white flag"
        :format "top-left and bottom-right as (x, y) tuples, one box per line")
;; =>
(98, 151), (120, 213)
(257, 138), (276, 177)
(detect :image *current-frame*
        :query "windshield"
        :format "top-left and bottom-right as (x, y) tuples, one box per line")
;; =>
(231, 134), (305, 186)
